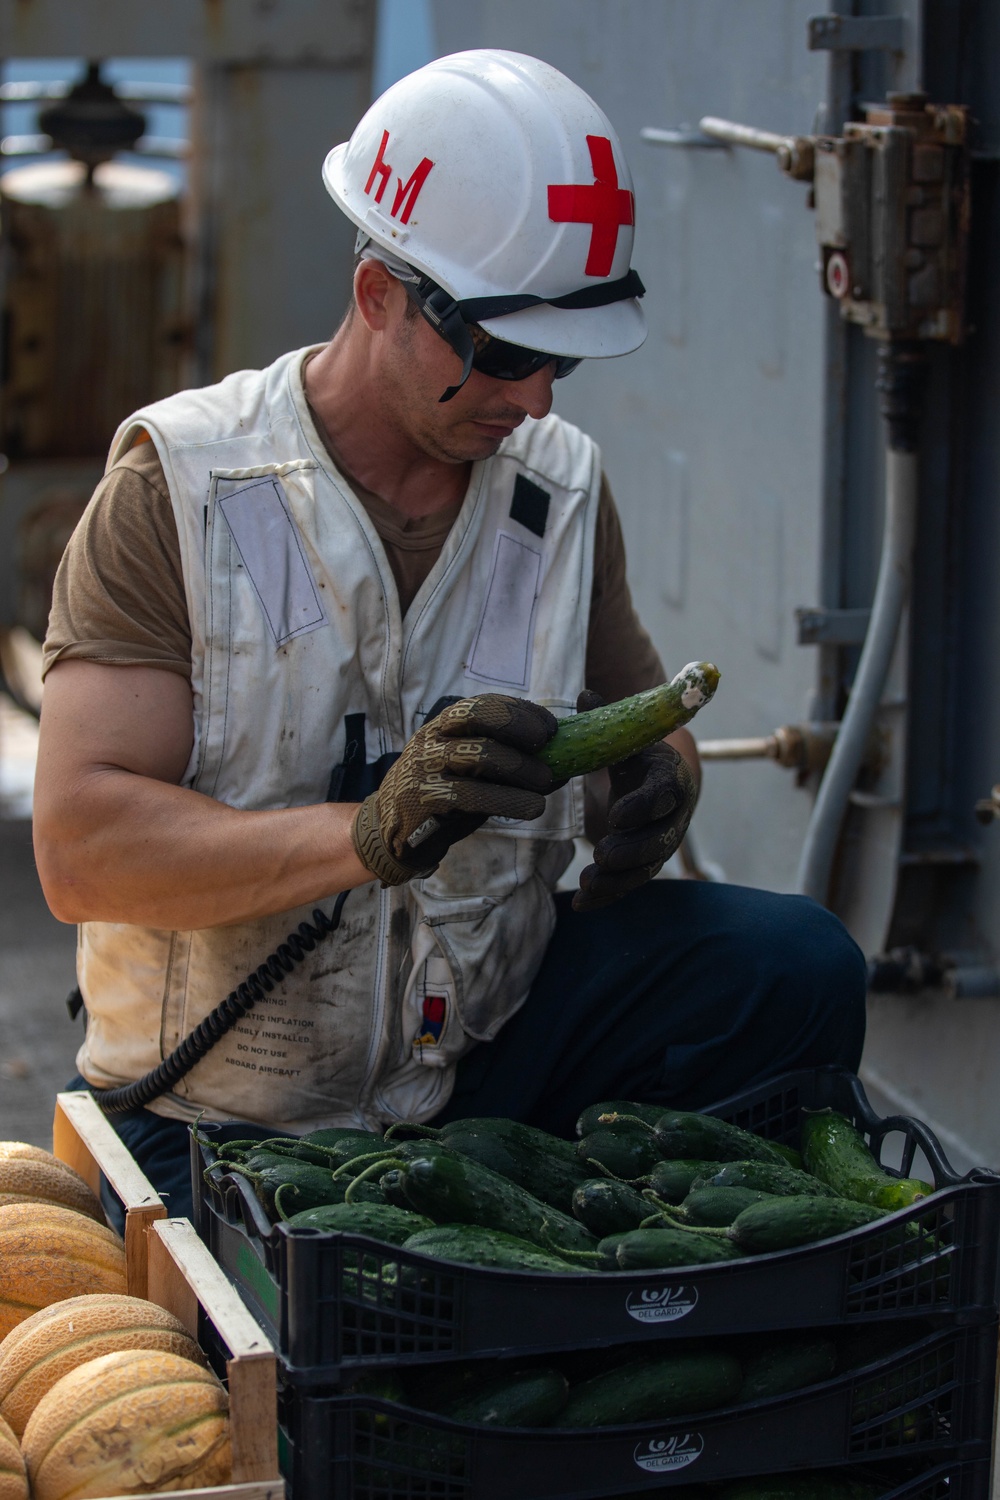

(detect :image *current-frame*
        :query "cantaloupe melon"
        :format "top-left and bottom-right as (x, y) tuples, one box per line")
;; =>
(0, 1413), (27, 1500)
(0, 1203), (126, 1340)
(0, 1144), (58, 1166)
(23, 1348), (231, 1500)
(0, 1156), (103, 1222)
(0, 1293), (207, 1439)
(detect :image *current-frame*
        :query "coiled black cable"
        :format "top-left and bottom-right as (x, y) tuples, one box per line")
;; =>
(93, 890), (350, 1114)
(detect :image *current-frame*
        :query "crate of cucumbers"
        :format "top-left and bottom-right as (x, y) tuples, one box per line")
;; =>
(276, 1319), (996, 1500)
(190, 1067), (1000, 1381)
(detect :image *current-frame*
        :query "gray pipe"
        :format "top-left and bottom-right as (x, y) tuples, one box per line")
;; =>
(795, 445), (918, 902)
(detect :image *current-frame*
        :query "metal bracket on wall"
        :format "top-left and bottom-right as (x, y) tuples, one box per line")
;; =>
(807, 15), (907, 53)
(974, 785), (1000, 825)
(796, 606), (871, 645)
(640, 127), (726, 150)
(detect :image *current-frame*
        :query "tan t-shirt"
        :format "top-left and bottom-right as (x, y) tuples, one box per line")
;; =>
(44, 439), (665, 702)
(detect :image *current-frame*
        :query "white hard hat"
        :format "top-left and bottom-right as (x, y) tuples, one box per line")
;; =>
(322, 49), (646, 362)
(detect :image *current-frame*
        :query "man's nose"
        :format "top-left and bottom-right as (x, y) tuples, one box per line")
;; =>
(505, 363), (556, 419)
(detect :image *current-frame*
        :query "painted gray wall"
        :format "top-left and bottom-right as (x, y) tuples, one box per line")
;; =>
(432, 0), (832, 891)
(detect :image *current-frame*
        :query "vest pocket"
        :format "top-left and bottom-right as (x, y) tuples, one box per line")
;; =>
(409, 833), (557, 1050)
(213, 469), (327, 646)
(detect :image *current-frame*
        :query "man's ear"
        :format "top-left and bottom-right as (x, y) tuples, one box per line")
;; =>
(353, 258), (402, 332)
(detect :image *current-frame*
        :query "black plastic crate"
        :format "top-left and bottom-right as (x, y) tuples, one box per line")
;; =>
(275, 1325), (995, 1500)
(191, 1068), (1000, 1379)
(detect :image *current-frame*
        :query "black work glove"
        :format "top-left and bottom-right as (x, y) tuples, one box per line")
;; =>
(351, 694), (559, 886)
(573, 688), (698, 912)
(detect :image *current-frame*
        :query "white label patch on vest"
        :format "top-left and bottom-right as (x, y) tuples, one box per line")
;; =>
(217, 475), (327, 646)
(467, 529), (542, 689)
(412, 954), (452, 1067)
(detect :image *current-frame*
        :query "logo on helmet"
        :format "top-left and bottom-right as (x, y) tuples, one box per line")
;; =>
(365, 128), (434, 225)
(548, 134), (634, 276)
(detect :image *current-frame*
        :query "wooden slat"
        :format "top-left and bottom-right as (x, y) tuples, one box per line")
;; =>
(97, 1486), (283, 1500)
(990, 1328), (1000, 1498)
(52, 1091), (167, 1297)
(148, 1220), (279, 1486)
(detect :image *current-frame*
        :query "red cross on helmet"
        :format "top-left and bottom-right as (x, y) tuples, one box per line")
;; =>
(322, 49), (646, 361)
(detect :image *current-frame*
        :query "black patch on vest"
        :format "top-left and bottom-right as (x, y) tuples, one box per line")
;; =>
(327, 712), (399, 802)
(510, 475), (550, 538)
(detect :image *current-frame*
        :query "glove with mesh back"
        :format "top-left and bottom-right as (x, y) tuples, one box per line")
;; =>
(351, 694), (559, 886)
(574, 688), (697, 912)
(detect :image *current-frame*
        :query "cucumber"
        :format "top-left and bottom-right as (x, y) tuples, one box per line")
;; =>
(681, 1185), (773, 1227)
(284, 1202), (432, 1242)
(332, 673), (710, 966)
(770, 1141), (804, 1170)
(260, 1130), (384, 1169)
(643, 1159), (729, 1204)
(737, 1336), (837, 1402)
(380, 1167), (409, 1208)
(537, 662), (720, 779)
(435, 1119), (588, 1208)
(441, 1117), (582, 1167)
(402, 1225), (586, 1273)
(440, 1369), (569, 1427)
(571, 1178), (651, 1236)
(275, 1175), (384, 1214)
(304, 1126), (383, 1147)
(638, 1111), (790, 1167)
(224, 1157), (352, 1218)
(272, 1127), (384, 1167)
(577, 1128), (664, 1180)
(609, 1225), (744, 1271)
(559, 1348), (742, 1426)
(696, 1160), (839, 1199)
(397, 1153), (597, 1255)
(575, 1099), (666, 1138)
(800, 1109), (934, 1211)
(726, 1195), (885, 1254)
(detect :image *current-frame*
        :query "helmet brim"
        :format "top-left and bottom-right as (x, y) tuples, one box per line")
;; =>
(323, 141), (647, 361)
(475, 298), (646, 360)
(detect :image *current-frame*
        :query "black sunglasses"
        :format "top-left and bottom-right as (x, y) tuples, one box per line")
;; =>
(402, 273), (582, 401)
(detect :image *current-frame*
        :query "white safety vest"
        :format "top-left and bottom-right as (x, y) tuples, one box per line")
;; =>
(76, 347), (600, 1130)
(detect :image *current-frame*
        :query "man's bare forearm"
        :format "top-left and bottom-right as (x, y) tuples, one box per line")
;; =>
(33, 660), (373, 928)
(34, 769), (371, 927)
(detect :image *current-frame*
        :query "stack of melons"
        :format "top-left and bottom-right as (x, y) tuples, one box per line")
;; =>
(0, 1141), (232, 1496)
(0, 1142), (127, 1342)
(0, 1294), (232, 1498)
(0, 1413), (27, 1500)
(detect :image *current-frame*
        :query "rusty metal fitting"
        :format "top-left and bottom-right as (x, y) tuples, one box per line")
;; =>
(974, 785), (1000, 824)
(697, 722), (840, 774)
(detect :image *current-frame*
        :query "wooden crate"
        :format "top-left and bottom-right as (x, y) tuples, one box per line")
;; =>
(145, 1217), (282, 1497)
(52, 1089), (167, 1298)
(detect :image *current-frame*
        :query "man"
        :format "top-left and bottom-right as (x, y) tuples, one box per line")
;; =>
(34, 51), (865, 1218)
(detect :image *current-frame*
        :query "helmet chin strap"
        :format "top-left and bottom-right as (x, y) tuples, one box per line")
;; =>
(356, 236), (645, 402)
(357, 240), (471, 400)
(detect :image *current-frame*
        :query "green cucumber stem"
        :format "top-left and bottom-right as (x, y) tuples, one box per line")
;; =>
(330, 1148), (397, 1180)
(641, 1188), (689, 1224)
(274, 1182), (301, 1221)
(383, 1121), (441, 1142)
(638, 1192), (690, 1229)
(204, 1158), (262, 1183)
(582, 1156), (625, 1180)
(344, 1154), (406, 1203)
(540, 1221), (601, 1265)
(597, 1112), (654, 1133)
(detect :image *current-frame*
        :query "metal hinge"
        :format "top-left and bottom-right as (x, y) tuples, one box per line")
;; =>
(795, 606), (871, 646)
(807, 14), (907, 52)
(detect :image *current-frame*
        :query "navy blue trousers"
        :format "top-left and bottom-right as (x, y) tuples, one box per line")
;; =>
(69, 879), (866, 1228)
